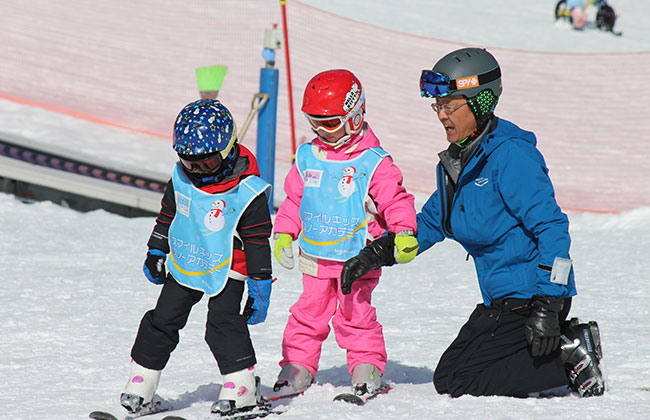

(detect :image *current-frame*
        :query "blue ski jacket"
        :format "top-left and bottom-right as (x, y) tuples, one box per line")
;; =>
(416, 118), (576, 306)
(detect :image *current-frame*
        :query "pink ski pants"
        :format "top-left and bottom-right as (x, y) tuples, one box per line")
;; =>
(280, 273), (387, 376)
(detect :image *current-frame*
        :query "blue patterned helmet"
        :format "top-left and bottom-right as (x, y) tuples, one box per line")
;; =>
(172, 99), (238, 158)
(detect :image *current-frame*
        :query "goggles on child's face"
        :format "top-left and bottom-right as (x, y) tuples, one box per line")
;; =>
(179, 152), (223, 174)
(304, 114), (347, 134)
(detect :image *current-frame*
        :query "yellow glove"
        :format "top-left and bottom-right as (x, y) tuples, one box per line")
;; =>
(394, 231), (419, 263)
(274, 233), (295, 269)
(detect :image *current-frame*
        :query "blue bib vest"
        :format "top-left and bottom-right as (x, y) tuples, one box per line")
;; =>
(167, 163), (271, 296)
(296, 143), (388, 261)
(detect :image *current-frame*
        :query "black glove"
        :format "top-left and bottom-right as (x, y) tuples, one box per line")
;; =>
(143, 249), (167, 285)
(524, 296), (564, 356)
(242, 296), (255, 319)
(341, 233), (396, 295)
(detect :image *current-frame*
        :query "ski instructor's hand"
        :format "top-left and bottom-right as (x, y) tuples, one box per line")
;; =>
(143, 249), (167, 285)
(341, 255), (371, 295)
(524, 296), (564, 356)
(340, 233), (396, 295)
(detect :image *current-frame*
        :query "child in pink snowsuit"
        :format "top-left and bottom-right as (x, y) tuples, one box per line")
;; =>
(271, 69), (418, 398)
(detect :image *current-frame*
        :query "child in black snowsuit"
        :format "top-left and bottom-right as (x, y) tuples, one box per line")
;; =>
(121, 99), (273, 417)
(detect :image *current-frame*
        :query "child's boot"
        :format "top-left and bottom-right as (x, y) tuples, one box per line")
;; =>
(561, 318), (605, 397)
(211, 367), (265, 415)
(272, 363), (314, 395)
(351, 363), (382, 397)
(120, 360), (162, 413)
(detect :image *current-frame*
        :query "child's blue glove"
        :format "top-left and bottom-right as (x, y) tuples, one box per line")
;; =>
(246, 277), (272, 325)
(143, 249), (167, 285)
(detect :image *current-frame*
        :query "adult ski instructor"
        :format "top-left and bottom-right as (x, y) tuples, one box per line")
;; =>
(339, 47), (605, 398)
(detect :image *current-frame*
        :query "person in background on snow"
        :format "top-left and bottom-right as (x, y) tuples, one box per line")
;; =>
(270, 69), (419, 399)
(340, 47), (605, 398)
(121, 100), (273, 417)
(566, 0), (589, 29)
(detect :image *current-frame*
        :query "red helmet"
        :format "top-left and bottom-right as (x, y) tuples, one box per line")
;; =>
(302, 69), (366, 143)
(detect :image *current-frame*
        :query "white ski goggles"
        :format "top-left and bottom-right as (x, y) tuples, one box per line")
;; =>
(304, 114), (347, 134)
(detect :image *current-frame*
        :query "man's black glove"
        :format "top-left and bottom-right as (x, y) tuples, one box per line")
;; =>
(341, 233), (396, 295)
(524, 296), (564, 356)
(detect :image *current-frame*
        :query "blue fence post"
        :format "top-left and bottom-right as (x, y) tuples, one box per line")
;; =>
(256, 67), (279, 214)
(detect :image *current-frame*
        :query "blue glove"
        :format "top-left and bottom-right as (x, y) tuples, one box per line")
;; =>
(143, 249), (167, 285)
(246, 277), (272, 325)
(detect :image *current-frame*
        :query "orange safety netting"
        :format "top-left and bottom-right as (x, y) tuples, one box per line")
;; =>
(1, 0), (649, 212)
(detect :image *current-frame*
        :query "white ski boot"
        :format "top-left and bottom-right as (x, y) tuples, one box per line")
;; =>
(120, 360), (162, 413)
(211, 367), (268, 415)
(351, 363), (382, 397)
(272, 363), (314, 397)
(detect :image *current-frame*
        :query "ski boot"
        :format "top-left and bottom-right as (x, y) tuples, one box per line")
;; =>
(271, 363), (314, 397)
(211, 367), (269, 416)
(120, 360), (164, 414)
(561, 318), (605, 397)
(351, 363), (382, 398)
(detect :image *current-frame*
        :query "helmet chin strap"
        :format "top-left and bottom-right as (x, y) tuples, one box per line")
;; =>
(314, 131), (351, 149)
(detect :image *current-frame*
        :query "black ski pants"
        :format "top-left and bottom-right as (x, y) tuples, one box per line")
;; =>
(433, 297), (571, 398)
(131, 276), (256, 375)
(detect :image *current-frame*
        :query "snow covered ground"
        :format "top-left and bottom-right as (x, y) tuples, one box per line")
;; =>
(2, 1), (650, 420)
(301, 0), (648, 53)
(2, 197), (650, 420)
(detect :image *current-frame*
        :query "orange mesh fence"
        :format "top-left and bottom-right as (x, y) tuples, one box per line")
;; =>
(1, 0), (648, 212)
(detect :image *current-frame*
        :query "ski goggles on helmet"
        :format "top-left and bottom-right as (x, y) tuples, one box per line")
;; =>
(304, 114), (347, 134)
(178, 151), (223, 174)
(420, 70), (451, 98)
(420, 67), (501, 98)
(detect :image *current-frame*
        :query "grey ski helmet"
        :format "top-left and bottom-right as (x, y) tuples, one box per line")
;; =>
(420, 47), (502, 127)
(421, 47), (502, 99)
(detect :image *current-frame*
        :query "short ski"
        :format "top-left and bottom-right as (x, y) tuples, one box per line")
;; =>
(332, 384), (393, 406)
(89, 399), (170, 420)
(89, 412), (119, 420)
(264, 390), (304, 402)
(161, 407), (284, 420)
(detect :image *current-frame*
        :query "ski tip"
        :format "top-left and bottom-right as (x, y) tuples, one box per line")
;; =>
(161, 416), (188, 420)
(88, 411), (120, 420)
(333, 384), (394, 405)
(333, 393), (365, 406)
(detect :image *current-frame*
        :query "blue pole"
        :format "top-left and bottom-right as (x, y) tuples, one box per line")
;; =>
(256, 67), (279, 214)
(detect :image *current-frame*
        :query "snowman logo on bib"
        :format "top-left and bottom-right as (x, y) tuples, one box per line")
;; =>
(337, 166), (357, 200)
(204, 199), (226, 233)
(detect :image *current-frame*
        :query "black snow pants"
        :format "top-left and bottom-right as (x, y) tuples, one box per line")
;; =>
(131, 275), (256, 375)
(433, 297), (572, 398)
